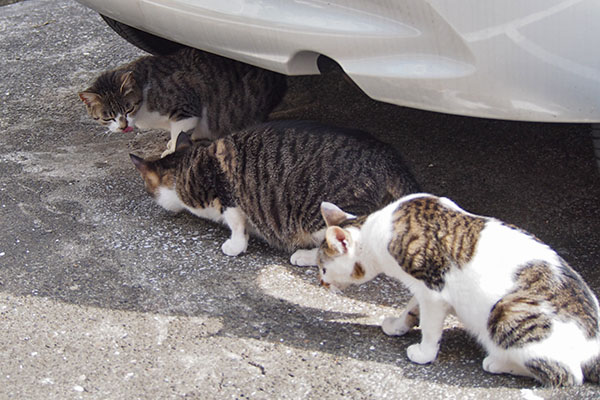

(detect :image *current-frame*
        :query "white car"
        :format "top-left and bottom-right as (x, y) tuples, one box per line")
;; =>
(75, 0), (600, 123)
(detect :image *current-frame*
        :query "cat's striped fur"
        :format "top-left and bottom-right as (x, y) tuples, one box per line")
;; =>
(80, 47), (287, 155)
(317, 193), (600, 386)
(130, 120), (419, 265)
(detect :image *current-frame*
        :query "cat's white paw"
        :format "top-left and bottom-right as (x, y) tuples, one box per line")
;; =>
(406, 343), (437, 364)
(483, 356), (514, 375)
(221, 238), (247, 256)
(161, 148), (175, 158)
(382, 317), (412, 336)
(161, 140), (176, 158)
(290, 249), (318, 267)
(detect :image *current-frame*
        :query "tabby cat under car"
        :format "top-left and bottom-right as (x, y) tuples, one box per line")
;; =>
(80, 47), (287, 156)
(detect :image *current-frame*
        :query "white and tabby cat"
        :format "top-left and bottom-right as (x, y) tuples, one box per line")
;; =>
(317, 193), (600, 386)
(80, 47), (286, 156)
(130, 120), (419, 265)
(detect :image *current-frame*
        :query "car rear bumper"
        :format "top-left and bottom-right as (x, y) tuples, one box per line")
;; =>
(76, 0), (600, 122)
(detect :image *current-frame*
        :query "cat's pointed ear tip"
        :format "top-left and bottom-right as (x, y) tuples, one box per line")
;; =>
(78, 91), (93, 104)
(320, 201), (335, 210)
(129, 153), (143, 165)
(175, 131), (193, 151)
(321, 202), (356, 226)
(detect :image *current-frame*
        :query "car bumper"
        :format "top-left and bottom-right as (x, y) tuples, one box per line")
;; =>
(76, 0), (600, 122)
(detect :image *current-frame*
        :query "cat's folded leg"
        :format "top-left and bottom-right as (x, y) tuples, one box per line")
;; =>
(290, 248), (318, 266)
(483, 355), (535, 379)
(382, 296), (419, 336)
(483, 355), (519, 375)
(221, 207), (249, 256)
(406, 296), (448, 364)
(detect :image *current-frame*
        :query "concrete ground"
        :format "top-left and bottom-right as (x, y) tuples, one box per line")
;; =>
(1, 1), (599, 399)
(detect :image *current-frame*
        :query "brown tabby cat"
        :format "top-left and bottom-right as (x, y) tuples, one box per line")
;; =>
(79, 47), (287, 156)
(130, 120), (419, 265)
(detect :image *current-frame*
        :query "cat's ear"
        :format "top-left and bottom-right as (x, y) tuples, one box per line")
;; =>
(325, 226), (352, 255)
(321, 202), (356, 227)
(79, 91), (100, 107)
(130, 153), (150, 174)
(130, 154), (160, 188)
(175, 132), (192, 152)
(119, 71), (135, 95)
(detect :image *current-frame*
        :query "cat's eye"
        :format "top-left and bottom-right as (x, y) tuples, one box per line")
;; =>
(321, 267), (326, 275)
(101, 112), (114, 122)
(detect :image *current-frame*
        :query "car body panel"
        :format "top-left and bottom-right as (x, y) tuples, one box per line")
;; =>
(75, 0), (600, 122)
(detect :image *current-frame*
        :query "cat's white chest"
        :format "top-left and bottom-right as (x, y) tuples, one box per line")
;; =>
(155, 187), (223, 224)
(185, 202), (224, 224)
(156, 187), (185, 212)
(131, 102), (171, 131)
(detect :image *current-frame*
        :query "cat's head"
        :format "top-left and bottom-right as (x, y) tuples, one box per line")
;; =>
(79, 70), (142, 133)
(317, 202), (375, 291)
(129, 133), (193, 212)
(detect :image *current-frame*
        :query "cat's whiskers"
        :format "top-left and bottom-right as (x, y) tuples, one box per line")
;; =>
(328, 285), (343, 295)
(98, 129), (117, 138)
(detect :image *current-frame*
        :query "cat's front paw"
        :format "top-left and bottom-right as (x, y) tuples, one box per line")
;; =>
(406, 343), (437, 364)
(221, 238), (247, 257)
(161, 140), (176, 158)
(382, 317), (412, 336)
(161, 147), (175, 158)
(290, 249), (318, 267)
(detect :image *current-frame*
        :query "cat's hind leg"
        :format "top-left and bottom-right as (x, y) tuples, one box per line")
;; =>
(525, 358), (579, 387)
(406, 295), (449, 364)
(382, 296), (419, 336)
(221, 207), (249, 256)
(484, 353), (581, 386)
(483, 354), (533, 377)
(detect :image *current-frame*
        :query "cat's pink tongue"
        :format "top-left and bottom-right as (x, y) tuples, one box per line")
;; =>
(123, 126), (133, 133)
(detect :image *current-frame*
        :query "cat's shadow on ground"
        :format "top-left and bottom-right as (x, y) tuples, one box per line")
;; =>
(210, 249), (534, 389)
(141, 215), (537, 390)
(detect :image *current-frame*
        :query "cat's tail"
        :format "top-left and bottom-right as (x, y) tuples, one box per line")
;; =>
(582, 353), (600, 384)
(525, 353), (600, 386)
(525, 359), (578, 387)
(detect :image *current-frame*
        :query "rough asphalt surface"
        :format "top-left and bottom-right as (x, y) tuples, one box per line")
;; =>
(1, 1), (599, 399)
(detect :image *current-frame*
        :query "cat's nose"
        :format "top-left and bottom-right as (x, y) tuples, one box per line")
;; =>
(118, 116), (129, 130)
(119, 120), (133, 133)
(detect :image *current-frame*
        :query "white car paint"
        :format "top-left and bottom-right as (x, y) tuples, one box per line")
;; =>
(76, 0), (600, 122)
